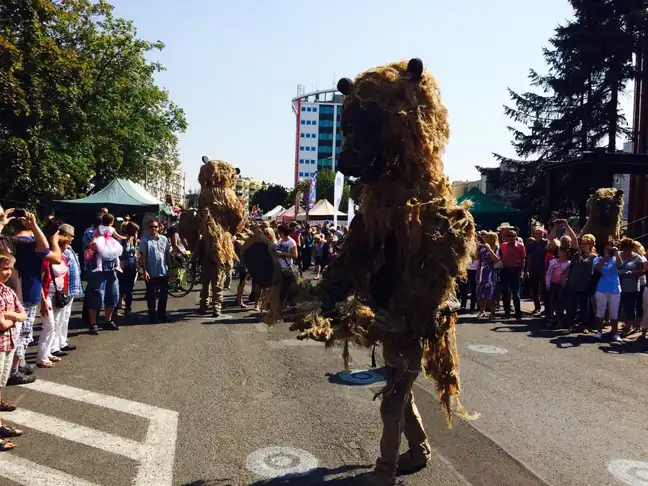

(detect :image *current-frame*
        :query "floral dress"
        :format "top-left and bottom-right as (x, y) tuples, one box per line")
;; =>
(476, 244), (497, 301)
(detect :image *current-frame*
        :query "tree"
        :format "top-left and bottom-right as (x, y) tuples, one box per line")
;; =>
(485, 0), (642, 214)
(286, 169), (350, 212)
(250, 184), (288, 212)
(0, 0), (186, 208)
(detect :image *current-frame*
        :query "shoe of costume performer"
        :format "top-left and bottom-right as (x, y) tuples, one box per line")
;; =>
(397, 447), (431, 475)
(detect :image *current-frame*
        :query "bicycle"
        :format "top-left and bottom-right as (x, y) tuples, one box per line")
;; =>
(167, 252), (195, 298)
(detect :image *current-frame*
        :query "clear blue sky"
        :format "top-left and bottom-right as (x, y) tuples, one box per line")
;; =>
(110, 0), (584, 191)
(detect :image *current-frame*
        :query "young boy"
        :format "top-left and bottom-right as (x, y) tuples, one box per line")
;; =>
(0, 250), (27, 450)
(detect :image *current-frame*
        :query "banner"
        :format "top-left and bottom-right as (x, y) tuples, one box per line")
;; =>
(347, 197), (355, 225)
(333, 171), (344, 226)
(308, 172), (317, 210)
(333, 171), (344, 210)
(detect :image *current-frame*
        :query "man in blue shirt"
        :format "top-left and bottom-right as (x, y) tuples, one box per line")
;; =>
(7, 215), (62, 385)
(139, 220), (171, 324)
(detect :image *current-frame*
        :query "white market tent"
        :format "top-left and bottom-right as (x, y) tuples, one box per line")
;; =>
(308, 199), (346, 218)
(54, 178), (163, 213)
(262, 205), (285, 220)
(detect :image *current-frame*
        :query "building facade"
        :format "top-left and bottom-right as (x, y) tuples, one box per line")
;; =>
(451, 180), (482, 199)
(142, 167), (186, 208)
(236, 177), (268, 214)
(291, 86), (344, 184)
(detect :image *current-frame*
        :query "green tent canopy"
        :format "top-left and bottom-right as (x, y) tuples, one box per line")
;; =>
(54, 179), (162, 213)
(457, 188), (529, 235)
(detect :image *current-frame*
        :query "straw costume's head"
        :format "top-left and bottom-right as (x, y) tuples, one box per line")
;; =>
(582, 188), (624, 249)
(336, 58), (451, 199)
(198, 156), (240, 192)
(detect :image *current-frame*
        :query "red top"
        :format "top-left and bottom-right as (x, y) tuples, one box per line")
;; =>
(41, 255), (69, 300)
(499, 241), (526, 269)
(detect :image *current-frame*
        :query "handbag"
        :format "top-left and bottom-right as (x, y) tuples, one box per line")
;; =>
(50, 264), (72, 308)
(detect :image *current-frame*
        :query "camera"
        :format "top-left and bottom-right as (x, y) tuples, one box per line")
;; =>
(43, 218), (62, 237)
(12, 208), (26, 219)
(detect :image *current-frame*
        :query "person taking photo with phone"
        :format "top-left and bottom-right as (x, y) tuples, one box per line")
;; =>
(593, 244), (622, 341)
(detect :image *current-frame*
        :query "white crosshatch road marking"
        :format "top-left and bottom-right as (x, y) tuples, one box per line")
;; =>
(0, 380), (179, 486)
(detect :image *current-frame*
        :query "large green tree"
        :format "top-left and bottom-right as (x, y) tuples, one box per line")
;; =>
(0, 0), (186, 208)
(485, 0), (643, 214)
(250, 184), (288, 212)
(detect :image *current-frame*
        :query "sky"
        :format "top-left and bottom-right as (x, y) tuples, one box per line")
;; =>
(109, 0), (591, 192)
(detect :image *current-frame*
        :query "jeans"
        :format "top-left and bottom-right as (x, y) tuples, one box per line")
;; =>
(500, 267), (522, 318)
(528, 269), (548, 311)
(566, 290), (593, 326)
(86, 270), (119, 310)
(145, 276), (169, 320)
(118, 264), (137, 310)
(459, 269), (477, 311)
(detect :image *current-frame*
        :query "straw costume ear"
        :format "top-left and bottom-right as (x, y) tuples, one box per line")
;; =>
(201, 155), (210, 164)
(337, 78), (353, 95)
(407, 58), (424, 81)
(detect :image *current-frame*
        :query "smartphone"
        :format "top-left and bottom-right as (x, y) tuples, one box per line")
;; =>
(12, 208), (26, 219)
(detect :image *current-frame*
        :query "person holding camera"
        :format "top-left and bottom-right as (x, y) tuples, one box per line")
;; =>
(0, 206), (61, 385)
(593, 244), (622, 341)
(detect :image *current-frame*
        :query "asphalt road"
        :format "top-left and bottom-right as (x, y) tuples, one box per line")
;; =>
(0, 275), (645, 486)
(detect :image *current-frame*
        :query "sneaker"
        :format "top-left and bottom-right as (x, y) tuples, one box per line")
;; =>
(6, 372), (36, 386)
(611, 333), (622, 342)
(18, 364), (35, 375)
(51, 350), (68, 358)
(594, 332), (603, 339)
(89, 324), (99, 335)
(102, 321), (119, 331)
(61, 344), (77, 352)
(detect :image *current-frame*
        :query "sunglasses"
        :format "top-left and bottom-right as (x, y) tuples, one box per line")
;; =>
(150, 225), (159, 229)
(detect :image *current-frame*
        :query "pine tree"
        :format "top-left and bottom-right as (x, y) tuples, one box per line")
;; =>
(484, 0), (642, 214)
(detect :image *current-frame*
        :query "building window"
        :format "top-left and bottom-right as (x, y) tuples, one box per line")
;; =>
(300, 133), (305, 138)
(336, 133), (342, 141)
(301, 107), (306, 112)
(312, 120), (316, 126)
(335, 146), (341, 153)
(300, 146), (304, 151)
(299, 172), (304, 177)
(300, 120), (305, 125)
(305, 120), (311, 125)
(306, 107), (311, 112)
(312, 107), (317, 113)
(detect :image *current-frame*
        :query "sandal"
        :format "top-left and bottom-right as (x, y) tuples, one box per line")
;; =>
(37, 361), (54, 368)
(0, 426), (23, 438)
(48, 356), (61, 362)
(0, 439), (15, 451)
(0, 400), (16, 412)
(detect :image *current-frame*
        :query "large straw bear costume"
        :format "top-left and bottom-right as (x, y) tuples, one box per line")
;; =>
(276, 59), (476, 484)
(581, 188), (624, 252)
(195, 156), (244, 316)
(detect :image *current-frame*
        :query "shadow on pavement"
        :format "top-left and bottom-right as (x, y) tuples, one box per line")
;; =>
(182, 466), (375, 486)
(599, 339), (648, 355)
(201, 315), (260, 325)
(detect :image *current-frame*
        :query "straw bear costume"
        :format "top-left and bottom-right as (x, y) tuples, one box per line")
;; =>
(273, 58), (477, 484)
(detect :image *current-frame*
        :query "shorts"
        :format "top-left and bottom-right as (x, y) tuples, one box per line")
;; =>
(619, 292), (639, 321)
(0, 349), (16, 387)
(594, 292), (621, 320)
(15, 303), (38, 358)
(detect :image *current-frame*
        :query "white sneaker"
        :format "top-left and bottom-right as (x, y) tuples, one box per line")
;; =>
(594, 332), (603, 339)
(611, 334), (622, 342)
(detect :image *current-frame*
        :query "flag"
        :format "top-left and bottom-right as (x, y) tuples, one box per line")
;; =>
(348, 197), (355, 224)
(333, 171), (344, 210)
(308, 172), (318, 210)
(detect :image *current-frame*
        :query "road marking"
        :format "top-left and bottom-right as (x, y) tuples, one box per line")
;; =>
(5, 409), (141, 460)
(0, 454), (99, 486)
(608, 459), (648, 485)
(0, 380), (179, 486)
(467, 344), (509, 354)
(337, 369), (386, 386)
(246, 446), (318, 478)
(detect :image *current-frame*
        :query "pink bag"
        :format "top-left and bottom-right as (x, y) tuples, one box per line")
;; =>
(84, 247), (95, 262)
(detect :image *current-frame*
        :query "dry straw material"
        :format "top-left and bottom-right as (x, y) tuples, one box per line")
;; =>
(279, 59), (476, 425)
